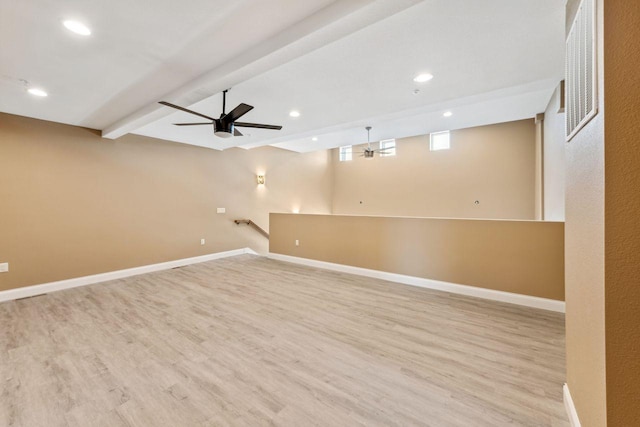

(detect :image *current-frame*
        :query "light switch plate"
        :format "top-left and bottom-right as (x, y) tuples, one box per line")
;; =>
(0, 262), (8, 272)
(217, 208), (226, 214)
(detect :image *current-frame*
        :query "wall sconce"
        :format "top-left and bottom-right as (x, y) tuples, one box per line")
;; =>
(256, 174), (265, 185)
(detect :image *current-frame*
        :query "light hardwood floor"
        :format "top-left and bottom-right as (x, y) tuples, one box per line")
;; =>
(0, 255), (568, 426)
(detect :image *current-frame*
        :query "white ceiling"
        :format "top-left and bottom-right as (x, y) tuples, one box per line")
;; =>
(0, 0), (566, 153)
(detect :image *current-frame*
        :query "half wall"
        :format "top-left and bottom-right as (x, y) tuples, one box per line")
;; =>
(270, 214), (564, 301)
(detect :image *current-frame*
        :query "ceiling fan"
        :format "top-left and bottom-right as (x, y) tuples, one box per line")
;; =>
(356, 126), (393, 158)
(159, 90), (282, 138)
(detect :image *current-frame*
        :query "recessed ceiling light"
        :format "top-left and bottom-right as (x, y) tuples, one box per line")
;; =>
(413, 73), (434, 83)
(63, 20), (91, 36)
(312, 137), (318, 141)
(289, 110), (301, 118)
(443, 111), (453, 117)
(27, 88), (48, 97)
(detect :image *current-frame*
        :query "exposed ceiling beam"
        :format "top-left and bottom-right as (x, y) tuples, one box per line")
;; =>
(101, 0), (424, 140)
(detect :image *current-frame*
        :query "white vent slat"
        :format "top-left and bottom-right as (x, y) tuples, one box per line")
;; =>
(566, 0), (597, 141)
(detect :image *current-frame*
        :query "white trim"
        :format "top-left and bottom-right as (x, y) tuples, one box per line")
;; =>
(0, 248), (255, 303)
(564, 383), (582, 427)
(267, 253), (565, 313)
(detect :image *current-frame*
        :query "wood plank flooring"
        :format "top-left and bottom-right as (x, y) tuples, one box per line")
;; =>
(0, 255), (568, 426)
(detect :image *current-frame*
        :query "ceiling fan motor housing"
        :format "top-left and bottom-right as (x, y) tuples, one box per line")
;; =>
(214, 120), (234, 138)
(364, 149), (374, 158)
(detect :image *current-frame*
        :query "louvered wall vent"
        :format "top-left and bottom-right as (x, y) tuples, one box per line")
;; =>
(566, 0), (597, 141)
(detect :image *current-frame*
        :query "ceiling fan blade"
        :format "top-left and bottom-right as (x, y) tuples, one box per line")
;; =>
(222, 103), (254, 122)
(234, 122), (283, 130)
(159, 101), (217, 121)
(234, 128), (243, 137)
(173, 122), (213, 126)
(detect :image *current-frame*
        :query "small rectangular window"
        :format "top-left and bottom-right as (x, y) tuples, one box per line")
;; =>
(379, 139), (396, 157)
(430, 131), (450, 151)
(339, 145), (352, 161)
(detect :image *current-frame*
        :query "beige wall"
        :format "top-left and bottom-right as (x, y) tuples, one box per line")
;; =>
(565, 1), (640, 424)
(0, 112), (332, 292)
(270, 213), (564, 301)
(603, 1), (640, 425)
(564, 0), (606, 425)
(331, 120), (536, 220)
(543, 83), (566, 221)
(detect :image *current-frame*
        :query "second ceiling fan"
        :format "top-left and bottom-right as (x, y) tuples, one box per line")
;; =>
(159, 89), (282, 138)
(356, 126), (393, 158)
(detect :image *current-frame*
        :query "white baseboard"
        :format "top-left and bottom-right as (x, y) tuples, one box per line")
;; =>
(267, 253), (565, 313)
(563, 383), (582, 427)
(3, 249), (565, 313)
(0, 248), (256, 303)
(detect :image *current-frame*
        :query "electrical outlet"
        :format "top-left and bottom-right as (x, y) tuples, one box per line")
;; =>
(295, 240), (299, 247)
(0, 262), (8, 273)
(200, 239), (205, 245)
(217, 208), (226, 214)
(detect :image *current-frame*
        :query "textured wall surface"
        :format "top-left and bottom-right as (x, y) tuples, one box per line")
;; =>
(564, 0), (607, 425)
(603, 0), (640, 424)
